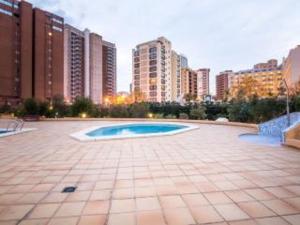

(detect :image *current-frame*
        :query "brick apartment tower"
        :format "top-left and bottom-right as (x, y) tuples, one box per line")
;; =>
(216, 70), (233, 101)
(33, 8), (64, 102)
(0, 0), (32, 105)
(0, 0), (64, 105)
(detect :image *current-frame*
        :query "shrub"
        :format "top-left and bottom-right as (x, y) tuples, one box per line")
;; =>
(228, 102), (251, 122)
(165, 114), (177, 119)
(153, 113), (164, 119)
(179, 113), (189, 119)
(71, 97), (94, 117)
(190, 105), (207, 120)
(23, 98), (39, 115)
(108, 105), (129, 118)
(129, 103), (149, 118)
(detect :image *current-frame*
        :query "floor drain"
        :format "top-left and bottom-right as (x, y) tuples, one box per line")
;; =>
(62, 186), (77, 193)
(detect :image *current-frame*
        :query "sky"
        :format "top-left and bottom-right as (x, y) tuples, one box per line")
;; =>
(31, 0), (300, 94)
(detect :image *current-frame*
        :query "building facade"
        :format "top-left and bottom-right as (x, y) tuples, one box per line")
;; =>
(33, 8), (64, 102)
(229, 61), (283, 98)
(102, 41), (117, 99)
(196, 68), (210, 100)
(216, 70), (233, 101)
(63, 24), (85, 103)
(283, 45), (300, 92)
(0, 0), (63, 104)
(64, 25), (117, 104)
(132, 37), (172, 102)
(181, 68), (198, 98)
(171, 51), (181, 101)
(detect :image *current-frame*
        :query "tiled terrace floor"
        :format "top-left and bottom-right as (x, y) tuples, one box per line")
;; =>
(0, 121), (300, 225)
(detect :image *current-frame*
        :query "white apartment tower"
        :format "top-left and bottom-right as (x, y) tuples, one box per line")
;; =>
(132, 37), (172, 102)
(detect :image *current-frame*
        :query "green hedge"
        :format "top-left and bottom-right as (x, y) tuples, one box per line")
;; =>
(1, 95), (298, 123)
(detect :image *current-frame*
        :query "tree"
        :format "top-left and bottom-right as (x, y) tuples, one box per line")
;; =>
(190, 105), (207, 120)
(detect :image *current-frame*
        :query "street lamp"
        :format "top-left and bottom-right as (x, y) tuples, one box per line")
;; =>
(282, 79), (291, 127)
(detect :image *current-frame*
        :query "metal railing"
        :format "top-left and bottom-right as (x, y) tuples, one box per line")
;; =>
(5, 119), (24, 132)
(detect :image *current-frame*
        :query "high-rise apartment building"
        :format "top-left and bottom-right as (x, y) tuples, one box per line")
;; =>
(229, 61), (283, 98)
(216, 70), (233, 101)
(171, 51), (181, 101)
(102, 41), (117, 99)
(132, 37), (172, 102)
(283, 45), (300, 91)
(64, 25), (117, 104)
(33, 8), (64, 102)
(89, 33), (103, 104)
(181, 68), (198, 98)
(63, 24), (85, 103)
(0, 0), (64, 105)
(196, 68), (210, 99)
(0, 0), (32, 105)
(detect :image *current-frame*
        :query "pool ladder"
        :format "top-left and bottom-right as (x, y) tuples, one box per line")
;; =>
(6, 119), (24, 132)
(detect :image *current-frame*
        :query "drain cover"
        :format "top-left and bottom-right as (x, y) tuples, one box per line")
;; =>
(62, 186), (77, 193)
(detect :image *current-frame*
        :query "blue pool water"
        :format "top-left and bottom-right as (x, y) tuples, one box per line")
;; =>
(86, 123), (188, 137)
(239, 134), (281, 147)
(0, 130), (10, 134)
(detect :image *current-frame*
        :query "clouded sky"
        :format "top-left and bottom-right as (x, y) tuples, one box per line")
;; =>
(31, 0), (300, 94)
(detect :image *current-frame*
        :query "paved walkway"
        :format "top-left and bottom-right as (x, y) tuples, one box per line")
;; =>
(0, 121), (300, 225)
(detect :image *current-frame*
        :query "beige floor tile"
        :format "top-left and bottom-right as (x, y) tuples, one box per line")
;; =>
(113, 188), (134, 199)
(283, 214), (300, 225)
(164, 208), (195, 225)
(29, 204), (60, 219)
(255, 216), (290, 225)
(78, 215), (106, 225)
(215, 204), (250, 221)
(229, 220), (257, 225)
(238, 201), (276, 218)
(110, 199), (135, 213)
(108, 213), (135, 225)
(182, 193), (210, 206)
(262, 199), (299, 215)
(136, 197), (161, 211)
(18, 219), (49, 225)
(82, 201), (109, 215)
(160, 195), (186, 208)
(190, 205), (224, 224)
(0, 205), (34, 220)
(48, 217), (79, 225)
(55, 202), (85, 217)
(245, 189), (276, 201)
(65, 191), (91, 202)
(204, 192), (233, 204)
(137, 210), (166, 225)
(225, 190), (254, 203)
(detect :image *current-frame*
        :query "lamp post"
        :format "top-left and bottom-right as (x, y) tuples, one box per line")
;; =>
(282, 79), (291, 127)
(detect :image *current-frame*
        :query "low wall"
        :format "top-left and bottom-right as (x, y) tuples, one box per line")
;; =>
(283, 121), (300, 149)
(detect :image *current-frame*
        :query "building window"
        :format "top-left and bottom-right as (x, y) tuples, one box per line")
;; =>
(0, 7), (12, 16)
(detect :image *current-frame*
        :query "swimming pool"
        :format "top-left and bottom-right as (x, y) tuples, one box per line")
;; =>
(0, 128), (36, 138)
(71, 122), (198, 141)
(239, 133), (282, 147)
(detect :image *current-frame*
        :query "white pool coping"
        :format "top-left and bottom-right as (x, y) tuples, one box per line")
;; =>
(70, 122), (199, 142)
(0, 128), (37, 138)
